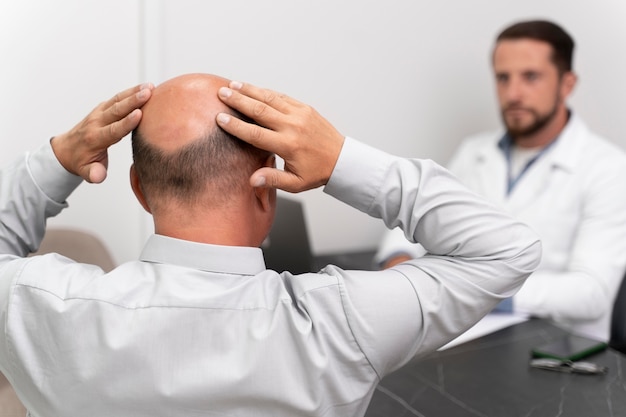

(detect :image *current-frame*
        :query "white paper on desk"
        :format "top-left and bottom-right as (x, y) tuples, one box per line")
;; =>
(438, 313), (529, 351)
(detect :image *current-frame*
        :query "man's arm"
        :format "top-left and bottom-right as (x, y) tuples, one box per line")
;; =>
(514, 163), (626, 325)
(322, 137), (541, 371)
(0, 83), (152, 258)
(217, 81), (542, 374)
(374, 135), (485, 269)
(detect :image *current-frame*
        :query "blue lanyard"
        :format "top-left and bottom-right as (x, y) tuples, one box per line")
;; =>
(498, 135), (558, 196)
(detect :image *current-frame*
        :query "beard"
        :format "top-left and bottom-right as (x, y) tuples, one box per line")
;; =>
(501, 97), (559, 139)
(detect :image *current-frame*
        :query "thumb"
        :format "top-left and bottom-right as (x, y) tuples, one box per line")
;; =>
(250, 167), (302, 193)
(85, 162), (108, 184)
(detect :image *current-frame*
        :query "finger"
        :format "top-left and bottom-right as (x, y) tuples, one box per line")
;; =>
(101, 83), (153, 125)
(229, 81), (301, 113)
(101, 108), (143, 145)
(87, 163), (108, 184)
(218, 87), (286, 130)
(101, 83), (153, 112)
(216, 112), (288, 155)
(75, 161), (107, 184)
(250, 167), (303, 193)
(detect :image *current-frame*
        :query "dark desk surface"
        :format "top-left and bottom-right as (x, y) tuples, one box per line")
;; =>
(365, 318), (626, 417)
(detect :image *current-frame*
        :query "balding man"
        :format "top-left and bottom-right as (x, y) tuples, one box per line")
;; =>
(0, 73), (540, 417)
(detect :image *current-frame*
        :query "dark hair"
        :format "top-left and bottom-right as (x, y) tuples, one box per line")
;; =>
(132, 125), (270, 210)
(496, 20), (575, 74)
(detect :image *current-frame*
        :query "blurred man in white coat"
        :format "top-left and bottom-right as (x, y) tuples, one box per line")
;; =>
(377, 19), (626, 341)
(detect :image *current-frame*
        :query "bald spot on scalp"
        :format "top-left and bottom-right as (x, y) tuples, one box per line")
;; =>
(138, 74), (232, 153)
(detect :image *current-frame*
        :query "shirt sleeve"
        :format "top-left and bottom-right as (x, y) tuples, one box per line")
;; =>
(323, 137), (542, 378)
(0, 142), (82, 258)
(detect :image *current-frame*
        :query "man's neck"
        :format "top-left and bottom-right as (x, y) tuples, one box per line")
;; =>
(152, 200), (267, 248)
(513, 108), (570, 149)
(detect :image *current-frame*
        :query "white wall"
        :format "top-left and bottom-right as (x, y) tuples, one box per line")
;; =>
(2, 1), (625, 262)
(0, 1), (147, 264)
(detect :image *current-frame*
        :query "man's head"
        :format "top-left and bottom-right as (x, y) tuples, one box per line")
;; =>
(131, 73), (275, 246)
(492, 20), (577, 144)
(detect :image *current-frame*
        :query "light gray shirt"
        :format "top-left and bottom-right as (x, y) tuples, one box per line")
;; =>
(0, 137), (540, 417)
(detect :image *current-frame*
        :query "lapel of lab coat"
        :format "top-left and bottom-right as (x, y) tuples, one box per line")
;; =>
(469, 115), (585, 214)
(504, 115), (584, 213)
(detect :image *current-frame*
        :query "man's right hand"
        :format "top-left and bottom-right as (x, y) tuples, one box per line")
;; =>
(51, 83), (153, 184)
(216, 81), (345, 193)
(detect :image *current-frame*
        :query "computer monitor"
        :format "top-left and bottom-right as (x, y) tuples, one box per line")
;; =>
(262, 196), (314, 274)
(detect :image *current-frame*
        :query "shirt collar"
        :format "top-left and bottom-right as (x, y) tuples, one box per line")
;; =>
(497, 133), (514, 155)
(496, 111), (584, 173)
(139, 234), (267, 276)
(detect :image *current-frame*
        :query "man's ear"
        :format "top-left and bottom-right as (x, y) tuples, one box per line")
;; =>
(253, 155), (277, 213)
(254, 186), (275, 213)
(560, 71), (578, 99)
(265, 154), (277, 170)
(130, 165), (152, 214)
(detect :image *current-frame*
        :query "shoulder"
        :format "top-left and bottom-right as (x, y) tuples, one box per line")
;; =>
(454, 130), (503, 157)
(3, 254), (106, 296)
(459, 130), (501, 147)
(280, 269), (342, 300)
(447, 129), (503, 169)
(566, 116), (626, 166)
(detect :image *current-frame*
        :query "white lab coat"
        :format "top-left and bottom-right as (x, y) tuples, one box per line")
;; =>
(377, 114), (626, 340)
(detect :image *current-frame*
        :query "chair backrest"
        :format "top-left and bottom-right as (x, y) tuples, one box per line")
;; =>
(610, 270), (626, 354)
(30, 227), (116, 272)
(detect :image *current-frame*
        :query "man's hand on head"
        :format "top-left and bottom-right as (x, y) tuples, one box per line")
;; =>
(51, 83), (154, 184)
(216, 81), (345, 193)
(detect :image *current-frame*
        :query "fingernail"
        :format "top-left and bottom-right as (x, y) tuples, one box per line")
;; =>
(218, 87), (232, 99)
(252, 176), (266, 187)
(139, 82), (152, 90)
(217, 113), (231, 124)
(230, 81), (243, 90)
(136, 89), (149, 99)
